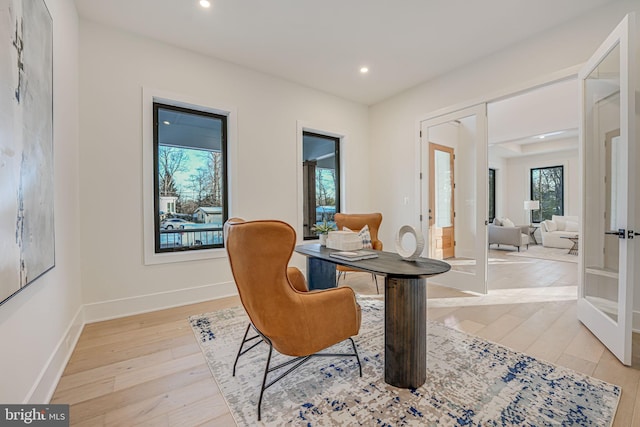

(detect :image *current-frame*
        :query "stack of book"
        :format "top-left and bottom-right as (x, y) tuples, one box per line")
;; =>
(329, 250), (378, 261)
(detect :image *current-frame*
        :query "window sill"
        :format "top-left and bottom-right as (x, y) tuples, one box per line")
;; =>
(144, 247), (227, 265)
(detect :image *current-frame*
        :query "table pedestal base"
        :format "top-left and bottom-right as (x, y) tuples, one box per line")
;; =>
(384, 277), (427, 388)
(306, 258), (336, 290)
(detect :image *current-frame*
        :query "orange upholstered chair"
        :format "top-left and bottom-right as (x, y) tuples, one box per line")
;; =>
(225, 218), (362, 420)
(334, 212), (383, 293)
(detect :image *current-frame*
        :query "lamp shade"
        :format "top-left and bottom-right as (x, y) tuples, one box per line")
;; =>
(524, 200), (540, 210)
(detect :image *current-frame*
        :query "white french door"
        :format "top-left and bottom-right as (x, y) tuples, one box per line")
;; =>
(578, 13), (637, 365)
(420, 104), (488, 294)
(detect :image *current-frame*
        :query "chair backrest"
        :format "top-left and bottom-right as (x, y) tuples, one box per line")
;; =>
(225, 219), (306, 345)
(334, 212), (383, 250)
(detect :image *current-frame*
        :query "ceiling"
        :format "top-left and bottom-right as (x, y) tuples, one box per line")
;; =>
(488, 78), (579, 158)
(74, 0), (616, 105)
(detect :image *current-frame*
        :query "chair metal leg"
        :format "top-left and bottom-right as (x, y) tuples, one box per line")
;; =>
(258, 343), (273, 421)
(336, 271), (346, 285)
(233, 323), (262, 377)
(349, 337), (362, 377)
(371, 274), (379, 294)
(256, 338), (361, 421)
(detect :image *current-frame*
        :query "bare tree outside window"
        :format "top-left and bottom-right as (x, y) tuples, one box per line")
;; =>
(153, 103), (228, 252)
(530, 166), (564, 222)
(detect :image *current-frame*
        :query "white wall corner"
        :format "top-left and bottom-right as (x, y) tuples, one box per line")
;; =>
(25, 305), (85, 404)
(83, 281), (238, 323)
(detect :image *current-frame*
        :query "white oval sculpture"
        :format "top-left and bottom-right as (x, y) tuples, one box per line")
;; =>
(395, 225), (425, 261)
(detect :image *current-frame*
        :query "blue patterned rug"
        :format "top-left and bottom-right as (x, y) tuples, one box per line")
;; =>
(189, 299), (620, 426)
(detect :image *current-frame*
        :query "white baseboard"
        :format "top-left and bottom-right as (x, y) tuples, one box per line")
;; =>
(83, 281), (238, 323)
(23, 281), (238, 403)
(25, 305), (85, 404)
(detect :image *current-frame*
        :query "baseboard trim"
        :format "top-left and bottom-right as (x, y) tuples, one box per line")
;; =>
(83, 281), (238, 323)
(25, 305), (85, 404)
(24, 281), (238, 403)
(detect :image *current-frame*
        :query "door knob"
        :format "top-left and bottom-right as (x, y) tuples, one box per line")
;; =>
(605, 229), (626, 238)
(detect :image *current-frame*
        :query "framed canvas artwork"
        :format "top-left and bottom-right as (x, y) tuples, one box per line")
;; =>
(0, 0), (54, 305)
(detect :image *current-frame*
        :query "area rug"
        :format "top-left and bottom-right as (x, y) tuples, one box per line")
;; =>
(189, 299), (619, 426)
(506, 245), (578, 264)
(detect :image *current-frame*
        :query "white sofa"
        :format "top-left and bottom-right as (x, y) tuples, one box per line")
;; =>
(539, 215), (579, 249)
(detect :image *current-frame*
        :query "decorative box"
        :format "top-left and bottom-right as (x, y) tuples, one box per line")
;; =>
(326, 231), (363, 250)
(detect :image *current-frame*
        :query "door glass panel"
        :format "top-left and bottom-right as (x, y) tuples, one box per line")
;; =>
(428, 115), (478, 275)
(584, 42), (621, 322)
(435, 150), (453, 228)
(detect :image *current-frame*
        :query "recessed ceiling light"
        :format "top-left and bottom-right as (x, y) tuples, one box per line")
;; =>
(360, 67), (369, 74)
(200, 0), (211, 8)
(163, 121), (170, 125)
(536, 130), (564, 139)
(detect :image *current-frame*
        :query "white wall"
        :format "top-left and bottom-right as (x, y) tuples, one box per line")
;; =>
(504, 149), (580, 224)
(369, 0), (639, 247)
(0, 0), (82, 403)
(78, 21), (370, 318)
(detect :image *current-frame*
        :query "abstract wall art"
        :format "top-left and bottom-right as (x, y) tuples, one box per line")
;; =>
(0, 0), (54, 305)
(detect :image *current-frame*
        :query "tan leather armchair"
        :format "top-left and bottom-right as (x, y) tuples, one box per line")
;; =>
(225, 219), (362, 420)
(334, 212), (383, 293)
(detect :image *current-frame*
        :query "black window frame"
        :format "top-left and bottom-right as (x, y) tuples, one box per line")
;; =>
(488, 168), (496, 223)
(530, 165), (564, 223)
(302, 131), (341, 240)
(153, 102), (228, 253)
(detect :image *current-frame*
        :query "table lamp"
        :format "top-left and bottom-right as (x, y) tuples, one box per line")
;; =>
(524, 200), (540, 226)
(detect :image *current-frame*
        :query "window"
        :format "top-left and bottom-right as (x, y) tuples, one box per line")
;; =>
(488, 168), (496, 222)
(302, 131), (340, 239)
(530, 166), (563, 223)
(154, 102), (227, 252)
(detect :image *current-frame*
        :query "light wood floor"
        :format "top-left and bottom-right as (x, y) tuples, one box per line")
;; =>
(52, 257), (640, 426)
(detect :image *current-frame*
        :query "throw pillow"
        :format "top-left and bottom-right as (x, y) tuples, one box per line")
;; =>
(343, 225), (373, 249)
(493, 218), (503, 226)
(502, 218), (515, 228)
(565, 220), (579, 232)
(544, 220), (558, 232)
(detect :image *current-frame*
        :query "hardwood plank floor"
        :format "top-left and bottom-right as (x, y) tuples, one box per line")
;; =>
(52, 255), (640, 426)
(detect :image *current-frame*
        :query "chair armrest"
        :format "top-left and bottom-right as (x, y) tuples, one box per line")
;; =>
(489, 225), (523, 246)
(296, 287), (361, 354)
(287, 267), (308, 292)
(372, 240), (383, 251)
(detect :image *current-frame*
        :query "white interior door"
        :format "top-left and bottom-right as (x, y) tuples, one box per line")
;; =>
(578, 13), (637, 365)
(421, 104), (488, 294)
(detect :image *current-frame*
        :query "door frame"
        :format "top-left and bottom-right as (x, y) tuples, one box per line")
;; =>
(420, 104), (488, 294)
(413, 67), (582, 296)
